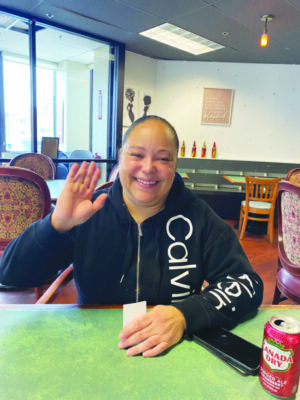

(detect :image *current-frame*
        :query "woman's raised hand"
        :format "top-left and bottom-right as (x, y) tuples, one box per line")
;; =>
(51, 162), (108, 233)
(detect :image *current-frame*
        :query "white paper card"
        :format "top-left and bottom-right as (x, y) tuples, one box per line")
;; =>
(123, 301), (147, 328)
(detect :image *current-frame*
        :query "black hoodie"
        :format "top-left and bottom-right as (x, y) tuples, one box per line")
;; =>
(0, 173), (263, 335)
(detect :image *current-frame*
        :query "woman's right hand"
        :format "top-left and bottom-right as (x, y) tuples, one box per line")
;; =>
(51, 161), (108, 233)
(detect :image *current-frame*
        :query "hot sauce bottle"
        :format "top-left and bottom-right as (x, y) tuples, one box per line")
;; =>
(211, 142), (216, 158)
(180, 141), (185, 157)
(191, 141), (196, 157)
(201, 141), (206, 158)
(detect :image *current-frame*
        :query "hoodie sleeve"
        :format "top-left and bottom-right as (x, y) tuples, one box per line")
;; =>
(0, 213), (74, 288)
(174, 210), (264, 336)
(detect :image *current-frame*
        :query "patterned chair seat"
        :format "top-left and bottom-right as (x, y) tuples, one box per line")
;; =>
(241, 200), (271, 209)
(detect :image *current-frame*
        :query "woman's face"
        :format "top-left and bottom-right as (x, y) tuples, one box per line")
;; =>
(119, 119), (178, 212)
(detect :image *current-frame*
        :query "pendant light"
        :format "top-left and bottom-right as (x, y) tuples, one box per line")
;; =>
(260, 15), (273, 47)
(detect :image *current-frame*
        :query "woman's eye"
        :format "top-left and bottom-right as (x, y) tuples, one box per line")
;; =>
(131, 153), (143, 158)
(159, 157), (171, 162)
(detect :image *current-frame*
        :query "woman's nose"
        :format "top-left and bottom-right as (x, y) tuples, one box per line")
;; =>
(142, 157), (156, 173)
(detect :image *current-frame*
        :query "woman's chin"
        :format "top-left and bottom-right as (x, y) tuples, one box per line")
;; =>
(135, 195), (157, 206)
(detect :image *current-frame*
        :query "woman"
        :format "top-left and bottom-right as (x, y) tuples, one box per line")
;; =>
(0, 115), (263, 357)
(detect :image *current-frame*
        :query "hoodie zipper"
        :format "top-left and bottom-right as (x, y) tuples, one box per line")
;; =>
(136, 224), (143, 302)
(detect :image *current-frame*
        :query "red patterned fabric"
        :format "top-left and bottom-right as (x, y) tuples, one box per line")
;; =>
(0, 167), (51, 251)
(0, 176), (44, 241)
(0, 167), (52, 295)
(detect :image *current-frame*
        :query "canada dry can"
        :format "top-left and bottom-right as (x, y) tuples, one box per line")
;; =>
(259, 315), (300, 398)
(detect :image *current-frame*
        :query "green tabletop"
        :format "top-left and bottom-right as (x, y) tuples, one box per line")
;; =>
(0, 305), (299, 400)
(223, 175), (246, 184)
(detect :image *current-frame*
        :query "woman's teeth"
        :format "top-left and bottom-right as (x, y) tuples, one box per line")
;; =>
(136, 178), (157, 185)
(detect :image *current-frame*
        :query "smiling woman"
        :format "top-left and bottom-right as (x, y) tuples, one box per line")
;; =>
(0, 115), (263, 359)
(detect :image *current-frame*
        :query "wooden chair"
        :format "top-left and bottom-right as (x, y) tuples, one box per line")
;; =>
(35, 265), (74, 304)
(239, 175), (281, 243)
(0, 167), (51, 298)
(94, 165), (119, 191)
(9, 153), (56, 180)
(273, 180), (300, 304)
(35, 180), (114, 304)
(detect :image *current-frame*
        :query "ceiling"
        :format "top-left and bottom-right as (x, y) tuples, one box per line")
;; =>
(0, 0), (300, 64)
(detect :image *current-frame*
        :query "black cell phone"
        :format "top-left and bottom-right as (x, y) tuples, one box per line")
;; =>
(193, 327), (262, 376)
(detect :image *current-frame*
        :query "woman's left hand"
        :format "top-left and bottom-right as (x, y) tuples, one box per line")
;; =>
(119, 305), (186, 357)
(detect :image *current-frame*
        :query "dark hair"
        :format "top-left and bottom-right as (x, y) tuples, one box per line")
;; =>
(122, 115), (179, 152)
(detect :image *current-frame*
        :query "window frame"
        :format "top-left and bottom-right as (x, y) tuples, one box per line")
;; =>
(0, 6), (124, 178)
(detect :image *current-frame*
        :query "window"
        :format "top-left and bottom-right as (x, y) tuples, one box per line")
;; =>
(3, 59), (55, 152)
(3, 59), (30, 151)
(0, 10), (124, 180)
(36, 66), (55, 148)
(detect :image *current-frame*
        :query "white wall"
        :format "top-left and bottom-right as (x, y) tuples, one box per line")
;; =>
(124, 51), (300, 163)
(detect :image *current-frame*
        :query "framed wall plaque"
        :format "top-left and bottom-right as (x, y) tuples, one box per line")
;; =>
(201, 88), (234, 126)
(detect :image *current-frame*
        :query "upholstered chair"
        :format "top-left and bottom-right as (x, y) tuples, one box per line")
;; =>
(0, 167), (51, 297)
(9, 153), (56, 180)
(272, 180), (300, 304)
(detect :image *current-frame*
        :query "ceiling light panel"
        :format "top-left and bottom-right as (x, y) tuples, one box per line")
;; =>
(140, 23), (224, 55)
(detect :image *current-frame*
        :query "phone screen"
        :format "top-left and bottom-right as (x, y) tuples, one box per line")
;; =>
(193, 327), (262, 374)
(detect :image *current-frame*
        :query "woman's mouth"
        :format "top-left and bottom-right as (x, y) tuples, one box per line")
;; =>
(134, 177), (158, 187)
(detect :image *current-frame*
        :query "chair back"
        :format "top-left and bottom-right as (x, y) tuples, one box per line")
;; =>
(0, 167), (51, 250)
(239, 175), (281, 242)
(95, 167), (118, 191)
(277, 180), (300, 275)
(285, 168), (300, 185)
(245, 175), (281, 206)
(9, 153), (56, 180)
(35, 265), (74, 304)
(95, 180), (114, 191)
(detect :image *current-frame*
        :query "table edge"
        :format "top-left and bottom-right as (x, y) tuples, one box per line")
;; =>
(0, 304), (298, 310)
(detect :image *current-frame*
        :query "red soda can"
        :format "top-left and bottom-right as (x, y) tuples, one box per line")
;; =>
(259, 315), (300, 398)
